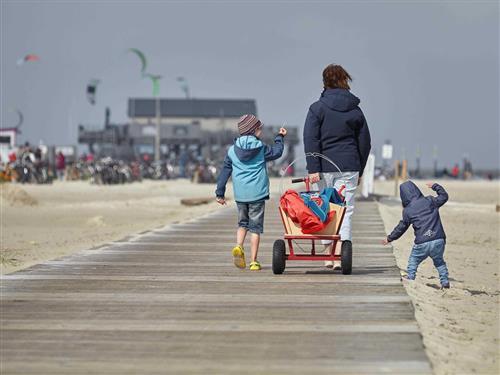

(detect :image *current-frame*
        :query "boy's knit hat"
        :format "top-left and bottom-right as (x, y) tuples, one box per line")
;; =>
(238, 114), (262, 135)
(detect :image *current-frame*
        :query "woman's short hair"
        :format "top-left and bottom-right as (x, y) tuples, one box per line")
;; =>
(323, 64), (352, 90)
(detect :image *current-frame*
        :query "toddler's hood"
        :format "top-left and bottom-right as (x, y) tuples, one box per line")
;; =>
(400, 181), (423, 207)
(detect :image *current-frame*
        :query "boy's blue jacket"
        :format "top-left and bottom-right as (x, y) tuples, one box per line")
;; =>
(303, 88), (371, 176)
(215, 134), (284, 203)
(388, 181), (448, 244)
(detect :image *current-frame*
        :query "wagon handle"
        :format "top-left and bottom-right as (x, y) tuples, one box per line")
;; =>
(279, 152), (342, 196)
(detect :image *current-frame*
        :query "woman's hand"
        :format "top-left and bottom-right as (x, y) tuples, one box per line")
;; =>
(216, 197), (226, 205)
(308, 173), (320, 183)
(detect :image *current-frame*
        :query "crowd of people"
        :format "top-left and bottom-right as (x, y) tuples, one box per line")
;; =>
(0, 143), (223, 185)
(1, 143), (52, 184)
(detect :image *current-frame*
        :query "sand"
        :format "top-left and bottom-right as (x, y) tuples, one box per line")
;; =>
(376, 179), (500, 375)
(0, 180), (226, 274)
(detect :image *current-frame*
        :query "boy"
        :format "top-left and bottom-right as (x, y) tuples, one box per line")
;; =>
(215, 114), (287, 271)
(382, 181), (450, 288)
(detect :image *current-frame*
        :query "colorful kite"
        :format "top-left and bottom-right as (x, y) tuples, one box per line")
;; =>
(177, 77), (190, 98)
(86, 79), (101, 105)
(128, 48), (147, 75)
(145, 74), (162, 97)
(16, 54), (40, 66)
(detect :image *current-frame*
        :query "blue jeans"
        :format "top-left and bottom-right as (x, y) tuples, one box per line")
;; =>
(407, 239), (449, 285)
(236, 201), (265, 234)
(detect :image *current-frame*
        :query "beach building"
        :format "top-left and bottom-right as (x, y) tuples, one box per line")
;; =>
(128, 98), (257, 132)
(78, 98), (298, 162)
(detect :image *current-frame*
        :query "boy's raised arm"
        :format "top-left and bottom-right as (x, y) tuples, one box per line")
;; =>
(428, 182), (449, 208)
(264, 133), (285, 162)
(386, 212), (410, 243)
(215, 154), (232, 199)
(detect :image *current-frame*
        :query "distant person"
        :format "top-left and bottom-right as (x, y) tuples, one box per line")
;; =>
(179, 150), (188, 178)
(382, 181), (450, 289)
(451, 164), (459, 179)
(215, 114), (287, 271)
(8, 151), (16, 164)
(34, 147), (42, 161)
(86, 153), (94, 163)
(463, 158), (473, 180)
(303, 63), (371, 269)
(56, 151), (66, 181)
(34, 147), (43, 174)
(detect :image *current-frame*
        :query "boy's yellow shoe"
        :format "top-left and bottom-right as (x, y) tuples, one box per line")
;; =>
(231, 246), (246, 269)
(249, 261), (261, 271)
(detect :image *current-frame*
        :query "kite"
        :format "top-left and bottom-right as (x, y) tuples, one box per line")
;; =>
(86, 79), (101, 105)
(177, 76), (190, 98)
(16, 54), (40, 66)
(128, 48), (147, 75)
(145, 74), (162, 97)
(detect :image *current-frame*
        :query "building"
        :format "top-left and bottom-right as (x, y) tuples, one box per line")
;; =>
(78, 98), (297, 163)
(128, 98), (257, 132)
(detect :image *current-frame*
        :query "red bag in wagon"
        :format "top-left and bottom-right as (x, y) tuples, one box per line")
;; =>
(280, 189), (331, 234)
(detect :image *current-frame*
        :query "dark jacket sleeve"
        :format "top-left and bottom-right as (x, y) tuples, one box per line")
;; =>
(264, 135), (285, 162)
(356, 112), (371, 177)
(430, 183), (448, 208)
(387, 210), (411, 242)
(215, 154), (232, 198)
(303, 106), (322, 173)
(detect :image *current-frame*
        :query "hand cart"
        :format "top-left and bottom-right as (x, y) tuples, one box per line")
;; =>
(272, 153), (353, 275)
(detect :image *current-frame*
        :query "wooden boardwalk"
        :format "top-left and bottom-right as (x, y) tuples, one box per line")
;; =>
(1, 200), (432, 374)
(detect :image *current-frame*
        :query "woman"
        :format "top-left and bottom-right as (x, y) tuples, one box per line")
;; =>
(303, 64), (371, 269)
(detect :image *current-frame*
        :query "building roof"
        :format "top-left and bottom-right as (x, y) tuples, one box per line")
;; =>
(128, 98), (257, 118)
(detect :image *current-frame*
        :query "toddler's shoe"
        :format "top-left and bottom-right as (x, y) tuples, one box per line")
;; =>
(231, 245), (246, 269)
(333, 260), (342, 270)
(441, 282), (450, 289)
(249, 261), (261, 271)
(324, 261), (334, 268)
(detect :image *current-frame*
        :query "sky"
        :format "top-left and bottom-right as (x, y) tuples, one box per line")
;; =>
(1, 0), (499, 169)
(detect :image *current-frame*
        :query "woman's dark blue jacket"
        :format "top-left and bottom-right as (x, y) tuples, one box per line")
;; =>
(303, 88), (371, 176)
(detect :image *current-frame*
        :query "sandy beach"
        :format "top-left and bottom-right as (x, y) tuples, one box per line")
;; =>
(0, 180), (225, 274)
(376, 180), (499, 375)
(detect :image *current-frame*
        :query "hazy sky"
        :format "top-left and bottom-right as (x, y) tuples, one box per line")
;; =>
(1, 0), (498, 168)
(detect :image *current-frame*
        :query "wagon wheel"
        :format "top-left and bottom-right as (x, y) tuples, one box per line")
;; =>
(272, 240), (286, 275)
(341, 240), (352, 275)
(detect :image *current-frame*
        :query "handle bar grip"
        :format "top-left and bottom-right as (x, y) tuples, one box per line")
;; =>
(291, 175), (323, 184)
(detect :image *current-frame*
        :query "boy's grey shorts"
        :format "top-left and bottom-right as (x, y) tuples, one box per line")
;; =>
(236, 201), (265, 234)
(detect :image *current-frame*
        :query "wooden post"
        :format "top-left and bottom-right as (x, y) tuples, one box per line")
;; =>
(394, 160), (400, 197)
(401, 160), (408, 180)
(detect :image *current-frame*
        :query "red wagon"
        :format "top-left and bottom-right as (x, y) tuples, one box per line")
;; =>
(272, 154), (353, 275)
